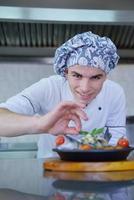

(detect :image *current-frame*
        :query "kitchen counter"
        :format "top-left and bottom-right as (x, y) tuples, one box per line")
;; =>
(0, 143), (37, 158)
(0, 158), (134, 200)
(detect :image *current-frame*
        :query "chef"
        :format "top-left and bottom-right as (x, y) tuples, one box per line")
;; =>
(0, 31), (126, 158)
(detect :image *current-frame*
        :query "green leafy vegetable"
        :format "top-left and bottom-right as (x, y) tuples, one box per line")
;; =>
(80, 128), (104, 136)
(91, 128), (104, 136)
(79, 130), (89, 135)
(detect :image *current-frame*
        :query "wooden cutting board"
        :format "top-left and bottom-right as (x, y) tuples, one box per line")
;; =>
(44, 158), (134, 172)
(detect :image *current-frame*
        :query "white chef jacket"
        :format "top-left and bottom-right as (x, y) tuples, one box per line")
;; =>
(0, 75), (126, 158)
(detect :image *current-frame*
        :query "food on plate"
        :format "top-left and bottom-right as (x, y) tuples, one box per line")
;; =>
(79, 144), (92, 150)
(54, 192), (66, 200)
(117, 137), (129, 148)
(55, 128), (130, 150)
(56, 135), (65, 146)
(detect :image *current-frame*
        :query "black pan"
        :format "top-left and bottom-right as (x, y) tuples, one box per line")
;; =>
(53, 147), (134, 162)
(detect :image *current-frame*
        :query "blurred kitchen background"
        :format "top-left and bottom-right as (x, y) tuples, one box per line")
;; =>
(0, 0), (134, 157)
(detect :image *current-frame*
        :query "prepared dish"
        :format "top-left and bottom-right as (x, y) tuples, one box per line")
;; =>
(55, 128), (129, 150)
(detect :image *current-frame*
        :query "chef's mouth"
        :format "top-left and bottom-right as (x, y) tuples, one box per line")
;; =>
(77, 91), (94, 100)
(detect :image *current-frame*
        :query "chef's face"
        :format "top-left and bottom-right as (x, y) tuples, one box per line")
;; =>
(66, 65), (106, 105)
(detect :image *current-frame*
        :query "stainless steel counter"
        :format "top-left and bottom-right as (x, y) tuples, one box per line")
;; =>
(0, 143), (37, 158)
(0, 158), (134, 200)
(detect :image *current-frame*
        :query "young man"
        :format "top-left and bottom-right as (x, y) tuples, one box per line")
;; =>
(0, 31), (126, 158)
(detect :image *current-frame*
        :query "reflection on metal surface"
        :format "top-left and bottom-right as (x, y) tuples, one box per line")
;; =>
(45, 170), (134, 181)
(0, 22), (134, 58)
(0, 142), (37, 159)
(0, 142), (37, 151)
(52, 179), (134, 192)
(0, 2), (134, 58)
(0, 6), (134, 23)
(50, 179), (134, 200)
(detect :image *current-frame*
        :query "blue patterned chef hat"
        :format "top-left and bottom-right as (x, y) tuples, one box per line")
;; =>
(54, 31), (119, 76)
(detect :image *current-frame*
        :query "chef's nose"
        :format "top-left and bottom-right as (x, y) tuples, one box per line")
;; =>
(80, 79), (90, 93)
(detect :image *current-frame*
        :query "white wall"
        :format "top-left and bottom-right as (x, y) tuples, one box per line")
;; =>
(0, 58), (54, 143)
(0, 60), (134, 142)
(0, 59), (54, 102)
(108, 64), (134, 116)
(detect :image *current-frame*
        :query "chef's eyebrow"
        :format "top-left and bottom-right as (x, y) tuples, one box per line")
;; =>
(70, 71), (104, 78)
(71, 71), (82, 76)
(90, 74), (104, 79)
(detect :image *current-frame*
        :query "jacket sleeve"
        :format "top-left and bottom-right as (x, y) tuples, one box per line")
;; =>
(0, 78), (51, 115)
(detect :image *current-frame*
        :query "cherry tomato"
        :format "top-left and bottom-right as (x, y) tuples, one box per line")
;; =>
(79, 144), (92, 150)
(117, 137), (129, 148)
(55, 135), (65, 146)
(55, 192), (66, 200)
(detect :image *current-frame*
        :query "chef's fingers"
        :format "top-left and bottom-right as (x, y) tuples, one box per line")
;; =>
(59, 101), (86, 109)
(60, 102), (88, 121)
(57, 101), (87, 115)
(70, 108), (88, 121)
(64, 113), (82, 133)
(64, 127), (80, 134)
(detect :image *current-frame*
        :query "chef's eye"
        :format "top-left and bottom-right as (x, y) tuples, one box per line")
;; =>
(91, 75), (102, 80)
(72, 73), (82, 79)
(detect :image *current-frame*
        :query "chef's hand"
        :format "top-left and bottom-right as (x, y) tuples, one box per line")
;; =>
(36, 101), (88, 135)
